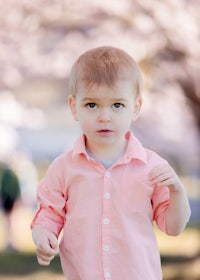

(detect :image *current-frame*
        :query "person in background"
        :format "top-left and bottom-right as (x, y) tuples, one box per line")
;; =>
(0, 163), (20, 251)
(31, 46), (191, 280)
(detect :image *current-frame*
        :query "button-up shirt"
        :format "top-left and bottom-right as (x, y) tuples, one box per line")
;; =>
(31, 131), (170, 280)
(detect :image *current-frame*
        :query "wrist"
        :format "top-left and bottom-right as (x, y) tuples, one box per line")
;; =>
(32, 226), (51, 245)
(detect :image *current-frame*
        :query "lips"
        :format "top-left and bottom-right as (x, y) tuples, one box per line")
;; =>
(96, 129), (114, 136)
(98, 129), (111, 132)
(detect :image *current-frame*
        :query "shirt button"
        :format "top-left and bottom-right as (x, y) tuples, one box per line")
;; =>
(103, 245), (110, 252)
(104, 193), (110, 199)
(105, 271), (111, 278)
(103, 218), (109, 225)
(105, 171), (110, 178)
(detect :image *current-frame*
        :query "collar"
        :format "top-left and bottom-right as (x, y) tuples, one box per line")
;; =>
(72, 134), (87, 158)
(72, 131), (147, 164)
(123, 131), (147, 164)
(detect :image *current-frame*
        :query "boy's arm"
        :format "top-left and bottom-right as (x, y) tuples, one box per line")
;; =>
(31, 159), (67, 265)
(149, 164), (191, 236)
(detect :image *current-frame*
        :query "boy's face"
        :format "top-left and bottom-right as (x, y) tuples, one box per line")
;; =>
(69, 79), (142, 155)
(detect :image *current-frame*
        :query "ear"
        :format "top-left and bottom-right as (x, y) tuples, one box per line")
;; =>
(68, 95), (79, 121)
(133, 97), (142, 121)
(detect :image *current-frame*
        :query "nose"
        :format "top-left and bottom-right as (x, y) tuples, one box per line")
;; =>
(97, 108), (111, 122)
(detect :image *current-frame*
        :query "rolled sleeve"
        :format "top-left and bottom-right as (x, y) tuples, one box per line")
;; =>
(152, 185), (170, 233)
(31, 160), (67, 237)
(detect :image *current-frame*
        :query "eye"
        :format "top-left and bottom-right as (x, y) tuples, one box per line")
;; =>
(86, 102), (97, 109)
(112, 103), (124, 109)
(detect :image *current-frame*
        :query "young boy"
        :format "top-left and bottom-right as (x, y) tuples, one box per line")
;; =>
(31, 46), (191, 280)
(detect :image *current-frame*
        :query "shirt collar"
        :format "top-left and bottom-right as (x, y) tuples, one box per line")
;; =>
(72, 134), (87, 158)
(72, 131), (147, 164)
(123, 131), (147, 164)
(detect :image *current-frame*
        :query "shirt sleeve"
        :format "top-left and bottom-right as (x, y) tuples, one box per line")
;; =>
(31, 158), (66, 237)
(152, 183), (170, 233)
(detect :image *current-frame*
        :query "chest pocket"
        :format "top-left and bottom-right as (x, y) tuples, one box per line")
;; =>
(121, 168), (154, 219)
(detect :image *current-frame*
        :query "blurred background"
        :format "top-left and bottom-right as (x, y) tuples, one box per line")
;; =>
(0, 0), (199, 279)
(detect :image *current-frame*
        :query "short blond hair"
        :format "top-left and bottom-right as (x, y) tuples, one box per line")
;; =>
(69, 46), (142, 98)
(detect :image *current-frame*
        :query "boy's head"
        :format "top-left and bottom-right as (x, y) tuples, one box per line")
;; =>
(69, 46), (142, 99)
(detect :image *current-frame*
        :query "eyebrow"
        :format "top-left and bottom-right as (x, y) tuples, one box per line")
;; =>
(81, 97), (128, 103)
(81, 97), (95, 102)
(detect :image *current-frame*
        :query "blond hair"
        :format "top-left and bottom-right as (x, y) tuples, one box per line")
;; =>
(69, 46), (142, 98)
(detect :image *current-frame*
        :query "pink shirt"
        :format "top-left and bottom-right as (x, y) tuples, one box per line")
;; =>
(31, 131), (170, 280)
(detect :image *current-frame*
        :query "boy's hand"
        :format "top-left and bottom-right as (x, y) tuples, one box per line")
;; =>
(32, 227), (59, 266)
(148, 164), (182, 191)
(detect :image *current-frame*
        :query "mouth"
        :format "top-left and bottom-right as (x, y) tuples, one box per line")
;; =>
(98, 129), (111, 132)
(96, 129), (113, 135)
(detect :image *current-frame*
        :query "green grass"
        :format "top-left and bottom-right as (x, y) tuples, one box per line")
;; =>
(0, 246), (199, 279)
(0, 252), (62, 276)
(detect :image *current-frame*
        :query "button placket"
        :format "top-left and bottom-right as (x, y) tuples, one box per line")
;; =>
(102, 170), (112, 278)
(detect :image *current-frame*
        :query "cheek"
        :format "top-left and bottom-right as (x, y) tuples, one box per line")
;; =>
(79, 115), (93, 131)
(116, 112), (133, 125)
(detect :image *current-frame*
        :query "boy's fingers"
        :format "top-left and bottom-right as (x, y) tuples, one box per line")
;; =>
(49, 234), (59, 251)
(36, 246), (53, 257)
(37, 233), (58, 253)
(151, 171), (172, 183)
(37, 256), (52, 266)
(149, 164), (171, 179)
(36, 250), (55, 266)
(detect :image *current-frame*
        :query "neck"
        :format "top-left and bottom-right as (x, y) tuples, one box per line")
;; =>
(85, 137), (128, 162)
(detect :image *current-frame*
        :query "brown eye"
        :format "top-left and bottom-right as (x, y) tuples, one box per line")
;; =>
(86, 103), (97, 109)
(112, 103), (123, 109)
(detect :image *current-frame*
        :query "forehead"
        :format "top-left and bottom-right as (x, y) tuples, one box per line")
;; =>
(77, 80), (134, 97)
(77, 79), (135, 99)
